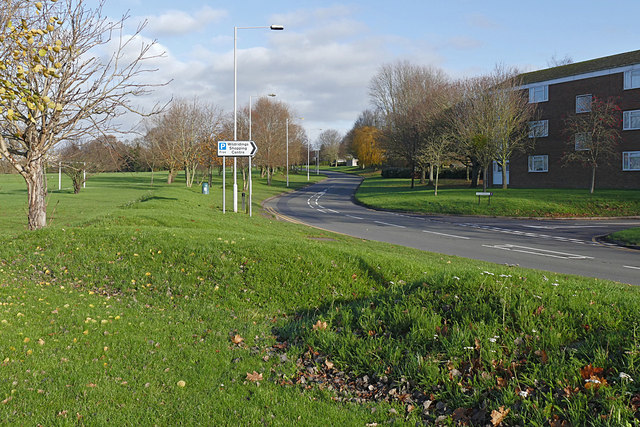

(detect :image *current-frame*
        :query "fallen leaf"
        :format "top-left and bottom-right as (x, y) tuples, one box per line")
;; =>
(324, 359), (334, 369)
(490, 406), (510, 426)
(231, 334), (244, 345)
(496, 377), (507, 388)
(534, 349), (548, 364)
(312, 320), (327, 331)
(534, 305), (544, 316)
(246, 371), (263, 382)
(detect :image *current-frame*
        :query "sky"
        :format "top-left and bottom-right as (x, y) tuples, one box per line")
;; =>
(96, 0), (640, 143)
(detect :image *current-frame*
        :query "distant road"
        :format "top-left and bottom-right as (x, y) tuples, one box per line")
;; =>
(265, 171), (640, 285)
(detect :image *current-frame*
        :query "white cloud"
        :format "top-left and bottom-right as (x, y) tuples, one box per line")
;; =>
(142, 6), (227, 36)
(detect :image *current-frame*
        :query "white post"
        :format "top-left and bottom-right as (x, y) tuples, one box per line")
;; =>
(249, 96), (253, 217)
(83, 162), (86, 188)
(316, 149), (319, 175)
(222, 157), (226, 213)
(58, 161), (61, 190)
(286, 118), (289, 187)
(233, 26), (238, 213)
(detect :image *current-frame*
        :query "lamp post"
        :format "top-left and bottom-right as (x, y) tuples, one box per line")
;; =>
(285, 116), (303, 187)
(248, 93), (275, 217)
(233, 24), (283, 213)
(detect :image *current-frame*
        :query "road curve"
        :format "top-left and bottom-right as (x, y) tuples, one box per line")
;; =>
(264, 171), (640, 285)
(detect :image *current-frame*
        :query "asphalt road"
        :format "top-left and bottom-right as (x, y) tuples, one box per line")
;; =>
(265, 171), (640, 285)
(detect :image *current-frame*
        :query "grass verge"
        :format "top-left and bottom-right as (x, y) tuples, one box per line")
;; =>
(1, 171), (640, 425)
(608, 227), (640, 247)
(330, 169), (640, 217)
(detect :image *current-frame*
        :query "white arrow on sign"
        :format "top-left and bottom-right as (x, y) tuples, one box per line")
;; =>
(217, 140), (258, 157)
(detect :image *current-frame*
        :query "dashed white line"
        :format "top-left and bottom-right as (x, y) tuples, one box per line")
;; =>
(326, 209), (340, 213)
(374, 221), (406, 228)
(346, 215), (364, 220)
(624, 265), (640, 270)
(422, 230), (471, 239)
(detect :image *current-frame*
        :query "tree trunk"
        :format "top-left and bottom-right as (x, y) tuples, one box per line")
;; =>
(267, 167), (272, 186)
(429, 165), (434, 185)
(502, 162), (507, 190)
(434, 164), (439, 196)
(208, 166), (212, 187)
(590, 166), (596, 194)
(470, 160), (481, 188)
(24, 157), (48, 230)
(482, 164), (488, 192)
(167, 168), (175, 184)
(420, 168), (426, 185)
(410, 164), (415, 189)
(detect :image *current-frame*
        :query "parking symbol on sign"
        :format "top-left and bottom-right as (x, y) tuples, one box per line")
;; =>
(219, 142), (227, 151)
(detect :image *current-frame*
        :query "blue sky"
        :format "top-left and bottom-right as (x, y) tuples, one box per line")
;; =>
(97, 0), (640, 142)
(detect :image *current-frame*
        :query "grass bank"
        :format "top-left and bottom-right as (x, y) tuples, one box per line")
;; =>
(336, 168), (640, 217)
(1, 171), (640, 425)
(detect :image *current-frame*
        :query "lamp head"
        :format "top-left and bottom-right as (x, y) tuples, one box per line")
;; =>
(270, 25), (284, 30)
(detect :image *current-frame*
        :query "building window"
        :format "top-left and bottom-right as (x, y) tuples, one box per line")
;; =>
(576, 94), (592, 113)
(575, 133), (591, 151)
(624, 69), (640, 90)
(529, 85), (548, 103)
(528, 155), (548, 172)
(528, 120), (548, 138)
(623, 151), (640, 171)
(623, 110), (640, 130)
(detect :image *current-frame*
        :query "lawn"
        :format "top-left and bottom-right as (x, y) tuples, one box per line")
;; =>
(1, 170), (640, 425)
(337, 169), (640, 217)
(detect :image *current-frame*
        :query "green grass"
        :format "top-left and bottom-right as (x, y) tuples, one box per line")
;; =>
(609, 227), (640, 246)
(1, 170), (640, 425)
(349, 173), (640, 217)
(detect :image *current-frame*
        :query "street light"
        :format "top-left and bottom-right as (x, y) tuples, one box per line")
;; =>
(248, 93), (276, 217)
(286, 116), (303, 187)
(232, 24), (284, 213)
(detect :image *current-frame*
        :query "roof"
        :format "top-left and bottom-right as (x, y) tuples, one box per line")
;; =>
(518, 49), (640, 85)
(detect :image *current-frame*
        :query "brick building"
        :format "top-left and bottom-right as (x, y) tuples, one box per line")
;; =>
(493, 50), (640, 189)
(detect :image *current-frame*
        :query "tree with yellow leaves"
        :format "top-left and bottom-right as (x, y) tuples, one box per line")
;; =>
(0, 0), (165, 229)
(351, 126), (385, 169)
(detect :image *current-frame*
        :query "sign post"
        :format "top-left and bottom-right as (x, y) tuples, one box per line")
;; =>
(218, 141), (258, 215)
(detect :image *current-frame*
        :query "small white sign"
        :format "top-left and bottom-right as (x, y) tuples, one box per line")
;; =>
(217, 140), (258, 157)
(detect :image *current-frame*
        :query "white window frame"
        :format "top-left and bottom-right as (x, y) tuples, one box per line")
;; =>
(529, 85), (548, 103)
(624, 69), (640, 90)
(528, 155), (548, 172)
(623, 151), (640, 171)
(623, 110), (640, 130)
(576, 94), (592, 113)
(575, 133), (591, 151)
(528, 120), (548, 138)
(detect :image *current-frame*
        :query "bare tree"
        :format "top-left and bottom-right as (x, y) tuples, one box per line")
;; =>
(452, 69), (537, 191)
(250, 97), (292, 185)
(318, 129), (343, 166)
(369, 61), (449, 188)
(57, 136), (122, 193)
(0, 0), (165, 229)
(562, 96), (621, 193)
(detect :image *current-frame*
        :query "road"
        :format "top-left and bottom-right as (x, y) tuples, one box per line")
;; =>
(265, 171), (640, 285)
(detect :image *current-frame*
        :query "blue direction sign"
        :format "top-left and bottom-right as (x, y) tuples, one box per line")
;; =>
(217, 140), (258, 157)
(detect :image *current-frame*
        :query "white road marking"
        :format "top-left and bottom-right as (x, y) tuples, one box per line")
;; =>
(422, 230), (471, 239)
(326, 209), (340, 213)
(346, 215), (364, 220)
(623, 265), (640, 270)
(482, 244), (594, 260)
(374, 221), (406, 228)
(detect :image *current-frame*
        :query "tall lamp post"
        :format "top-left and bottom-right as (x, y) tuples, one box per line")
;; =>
(248, 93), (276, 217)
(285, 117), (303, 187)
(233, 24), (283, 213)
